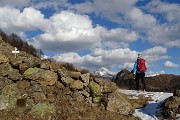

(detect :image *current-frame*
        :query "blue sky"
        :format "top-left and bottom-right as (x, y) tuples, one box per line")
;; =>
(0, 0), (179, 75)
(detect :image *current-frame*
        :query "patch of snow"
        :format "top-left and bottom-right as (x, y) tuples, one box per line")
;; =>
(40, 55), (49, 60)
(145, 74), (160, 78)
(176, 114), (180, 120)
(130, 96), (139, 99)
(118, 89), (173, 120)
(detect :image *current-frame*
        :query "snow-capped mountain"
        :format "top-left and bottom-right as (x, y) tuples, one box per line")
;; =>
(95, 67), (117, 79)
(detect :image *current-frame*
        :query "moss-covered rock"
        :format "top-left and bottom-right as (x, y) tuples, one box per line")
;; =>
(23, 67), (42, 77)
(30, 102), (56, 119)
(0, 63), (12, 76)
(37, 70), (58, 86)
(0, 83), (21, 110)
(88, 81), (102, 97)
(93, 96), (102, 103)
(24, 68), (58, 86)
(8, 69), (23, 81)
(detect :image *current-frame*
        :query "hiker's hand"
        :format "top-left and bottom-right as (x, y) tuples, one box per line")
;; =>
(131, 70), (134, 73)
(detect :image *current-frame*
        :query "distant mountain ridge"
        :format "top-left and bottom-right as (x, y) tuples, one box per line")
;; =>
(113, 69), (180, 92)
(95, 67), (162, 79)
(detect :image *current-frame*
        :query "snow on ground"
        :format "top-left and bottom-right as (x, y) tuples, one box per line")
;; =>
(118, 89), (173, 120)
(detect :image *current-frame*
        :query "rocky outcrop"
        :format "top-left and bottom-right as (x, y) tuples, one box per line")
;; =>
(24, 68), (58, 86)
(162, 90), (180, 119)
(113, 69), (136, 90)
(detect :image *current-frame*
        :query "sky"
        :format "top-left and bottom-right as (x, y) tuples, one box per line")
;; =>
(0, 0), (179, 75)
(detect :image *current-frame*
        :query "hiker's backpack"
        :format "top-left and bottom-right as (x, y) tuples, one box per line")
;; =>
(137, 59), (147, 72)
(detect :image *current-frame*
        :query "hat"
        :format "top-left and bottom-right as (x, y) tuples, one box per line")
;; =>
(137, 53), (141, 58)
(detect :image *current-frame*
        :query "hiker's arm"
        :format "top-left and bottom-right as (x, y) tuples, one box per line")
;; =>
(131, 61), (137, 73)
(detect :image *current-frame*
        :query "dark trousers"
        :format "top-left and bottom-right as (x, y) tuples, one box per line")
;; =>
(135, 72), (146, 91)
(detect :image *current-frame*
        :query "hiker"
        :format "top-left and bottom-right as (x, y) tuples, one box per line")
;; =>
(131, 53), (147, 91)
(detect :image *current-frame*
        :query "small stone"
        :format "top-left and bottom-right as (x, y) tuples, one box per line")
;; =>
(81, 73), (90, 86)
(17, 80), (30, 90)
(0, 53), (9, 63)
(70, 80), (84, 90)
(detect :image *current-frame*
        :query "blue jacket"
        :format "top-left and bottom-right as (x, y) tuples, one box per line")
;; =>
(132, 59), (140, 73)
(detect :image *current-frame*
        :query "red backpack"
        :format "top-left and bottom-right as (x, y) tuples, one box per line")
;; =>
(137, 59), (147, 72)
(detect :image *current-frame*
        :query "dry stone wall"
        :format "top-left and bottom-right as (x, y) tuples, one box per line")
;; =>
(0, 36), (135, 120)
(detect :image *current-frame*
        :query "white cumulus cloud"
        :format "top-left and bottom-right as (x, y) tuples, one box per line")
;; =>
(71, 0), (180, 48)
(163, 61), (179, 68)
(104, 28), (138, 42)
(53, 48), (138, 70)
(0, 5), (139, 52)
(52, 46), (170, 71)
(145, 0), (180, 48)
(145, 0), (180, 23)
(119, 63), (134, 70)
(141, 46), (170, 63)
(70, 0), (156, 31)
(142, 46), (167, 55)
(0, 7), (48, 34)
(102, 28), (139, 49)
(30, 10), (139, 52)
(30, 11), (103, 52)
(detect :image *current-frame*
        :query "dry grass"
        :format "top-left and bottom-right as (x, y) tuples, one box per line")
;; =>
(124, 93), (153, 109)
(55, 95), (140, 120)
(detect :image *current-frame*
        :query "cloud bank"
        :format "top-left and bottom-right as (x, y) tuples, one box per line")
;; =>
(0, 0), (179, 73)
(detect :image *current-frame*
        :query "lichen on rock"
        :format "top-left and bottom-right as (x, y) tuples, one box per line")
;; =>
(23, 67), (42, 77)
(0, 83), (21, 110)
(30, 102), (56, 119)
(88, 81), (102, 97)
